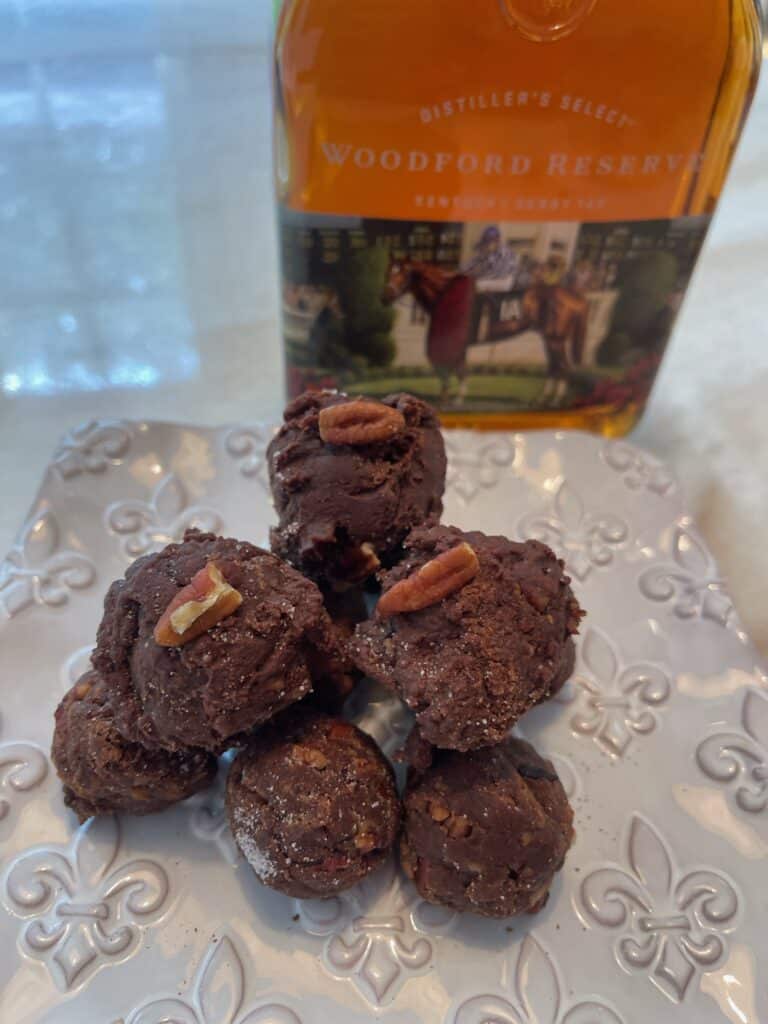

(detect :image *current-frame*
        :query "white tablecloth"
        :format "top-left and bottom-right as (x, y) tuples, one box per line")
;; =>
(1, 2), (766, 654)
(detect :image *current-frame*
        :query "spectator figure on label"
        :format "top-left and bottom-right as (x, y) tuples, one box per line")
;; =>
(564, 257), (596, 295)
(538, 252), (567, 286)
(514, 253), (536, 289)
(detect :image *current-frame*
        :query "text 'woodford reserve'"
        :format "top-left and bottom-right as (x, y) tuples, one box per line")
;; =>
(320, 146), (705, 179)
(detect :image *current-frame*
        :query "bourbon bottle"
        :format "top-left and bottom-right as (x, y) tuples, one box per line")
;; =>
(274, 0), (762, 433)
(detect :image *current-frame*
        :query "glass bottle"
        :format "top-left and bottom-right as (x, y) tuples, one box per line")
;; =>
(274, 0), (762, 432)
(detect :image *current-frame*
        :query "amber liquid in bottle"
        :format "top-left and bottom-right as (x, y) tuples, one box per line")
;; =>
(275, 0), (762, 433)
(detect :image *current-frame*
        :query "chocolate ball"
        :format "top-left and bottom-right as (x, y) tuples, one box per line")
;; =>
(352, 525), (583, 751)
(400, 737), (574, 917)
(93, 530), (343, 753)
(267, 390), (446, 590)
(226, 709), (401, 898)
(52, 669), (216, 822)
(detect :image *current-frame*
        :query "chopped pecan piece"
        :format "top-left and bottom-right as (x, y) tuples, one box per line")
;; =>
(429, 802), (450, 822)
(354, 832), (377, 853)
(293, 746), (329, 769)
(154, 561), (242, 647)
(377, 542), (479, 617)
(327, 720), (356, 741)
(318, 399), (405, 446)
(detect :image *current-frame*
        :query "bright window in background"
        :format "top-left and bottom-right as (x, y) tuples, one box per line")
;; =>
(0, 5), (203, 396)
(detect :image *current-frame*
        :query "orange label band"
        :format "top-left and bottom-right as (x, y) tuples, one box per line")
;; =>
(276, 0), (732, 223)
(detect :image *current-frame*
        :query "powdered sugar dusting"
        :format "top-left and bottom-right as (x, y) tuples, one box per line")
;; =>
(233, 809), (277, 881)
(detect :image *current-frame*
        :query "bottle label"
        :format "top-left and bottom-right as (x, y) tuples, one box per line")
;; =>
(280, 208), (709, 413)
(275, 0), (735, 416)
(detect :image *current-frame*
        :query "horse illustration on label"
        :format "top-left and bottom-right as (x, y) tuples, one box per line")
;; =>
(383, 250), (587, 407)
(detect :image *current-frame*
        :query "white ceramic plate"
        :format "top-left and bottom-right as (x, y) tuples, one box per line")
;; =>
(1, 421), (766, 1024)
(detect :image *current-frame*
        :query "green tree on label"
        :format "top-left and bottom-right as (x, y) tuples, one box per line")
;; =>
(308, 247), (396, 376)
(597, 251), (679, 367)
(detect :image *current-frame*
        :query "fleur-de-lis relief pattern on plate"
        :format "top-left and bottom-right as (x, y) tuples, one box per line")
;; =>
(450, 933), (624, 1024)
(224, 426), (272, 489)
(345, 682), (413, 760)
(601, 441), (676, 496)
(518, 480), (628, 581)
(697, 689), (768, 813)
(187, 761), (239, 867)
(2, 422), (766, 1023)
(61, 645), (94, 691)
(579, 814), (740, 1003)
(638, 523), (734, 625)
(3, 816), (170, 990)
(514, 726), (579, 800)
(0, 714), (48, 826)
(547, 753), (579, 800)
(0, 509), (96, 619)
(52, 420), (132, 479)
(444, 433), (517, 503)
(122, 932), (302, 1024)
(296, 859), (454, 1007)
(188, 795), (239, 866)
(105, 473), (223, 559)
(562, 628), (671, 757)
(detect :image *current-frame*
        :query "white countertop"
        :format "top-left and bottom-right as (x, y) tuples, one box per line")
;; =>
(1, 2), (766, 655)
